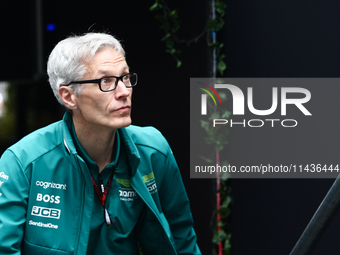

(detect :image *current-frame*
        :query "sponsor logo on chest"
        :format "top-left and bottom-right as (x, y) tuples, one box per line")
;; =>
(36, 180), (67, 190)
(115, 172), (158, 201)
(119, 189), (137, 201)
(116, 178), (138, 201)
(31, 206), (61, 219)
(36, 193), (61, 204)
(29, 220), (59, 229)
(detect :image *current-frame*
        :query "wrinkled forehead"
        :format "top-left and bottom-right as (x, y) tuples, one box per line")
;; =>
(82, 47), (129, 78)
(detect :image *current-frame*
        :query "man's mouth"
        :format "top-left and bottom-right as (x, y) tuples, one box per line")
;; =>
(114, 105), (131, 112)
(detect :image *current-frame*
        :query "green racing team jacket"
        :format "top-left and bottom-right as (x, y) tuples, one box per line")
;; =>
(0, 112), (201, 255)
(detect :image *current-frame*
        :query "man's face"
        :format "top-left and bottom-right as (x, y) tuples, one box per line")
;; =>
(73, 47), (132, 131)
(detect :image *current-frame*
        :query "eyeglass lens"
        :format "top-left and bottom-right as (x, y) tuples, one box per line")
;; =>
(100, 73), (137, 91)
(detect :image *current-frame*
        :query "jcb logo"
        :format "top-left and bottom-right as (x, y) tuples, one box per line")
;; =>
(31, 206), (61, 219)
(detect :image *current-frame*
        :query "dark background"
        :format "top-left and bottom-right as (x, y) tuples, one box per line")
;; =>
(225, 1), (340, 255)
(1, 0), (340, 254)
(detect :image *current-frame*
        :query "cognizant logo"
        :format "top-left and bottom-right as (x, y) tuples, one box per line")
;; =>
(199, 83), (312, 128)
(36, 181), (67, 190)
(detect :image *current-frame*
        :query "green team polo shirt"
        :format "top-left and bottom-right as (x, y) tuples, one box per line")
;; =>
(71, 122), (144, 254)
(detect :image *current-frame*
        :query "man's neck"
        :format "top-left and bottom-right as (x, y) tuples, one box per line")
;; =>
(72, 115), (116, 173)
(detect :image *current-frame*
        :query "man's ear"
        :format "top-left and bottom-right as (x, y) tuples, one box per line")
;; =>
(59, 86), (77, 110)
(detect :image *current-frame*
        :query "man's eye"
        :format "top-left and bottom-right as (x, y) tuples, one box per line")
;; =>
(102, 77), (114, 84)
(122, 74), (130, 81)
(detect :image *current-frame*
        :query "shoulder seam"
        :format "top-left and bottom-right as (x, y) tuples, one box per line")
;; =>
(8, 142), (64, 173)
(5, 149), (30, 187)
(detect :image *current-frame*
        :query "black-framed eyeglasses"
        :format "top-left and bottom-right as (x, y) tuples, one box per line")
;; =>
(66, 72), (138, 92)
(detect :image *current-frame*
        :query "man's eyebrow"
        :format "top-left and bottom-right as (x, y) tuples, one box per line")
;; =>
(97, 70), (112, 76)
(97, 67), (130, 76)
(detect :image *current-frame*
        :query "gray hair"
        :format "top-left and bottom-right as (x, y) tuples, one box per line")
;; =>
(47, 32), (125, 106)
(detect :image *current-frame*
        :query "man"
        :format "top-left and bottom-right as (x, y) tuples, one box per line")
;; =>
(0, 32), (201, 254)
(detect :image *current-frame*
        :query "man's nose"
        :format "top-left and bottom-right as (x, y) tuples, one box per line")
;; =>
(115, 80), (131, 98)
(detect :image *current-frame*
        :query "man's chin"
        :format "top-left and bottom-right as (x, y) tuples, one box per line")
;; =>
(115, 118), (132, 129)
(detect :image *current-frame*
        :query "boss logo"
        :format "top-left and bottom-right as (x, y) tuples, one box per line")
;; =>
(36, 193), (60, 204)
(31, 206), (61, 219)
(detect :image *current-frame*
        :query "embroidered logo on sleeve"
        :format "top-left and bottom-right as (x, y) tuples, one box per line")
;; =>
(0, 172), (9, 180)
